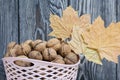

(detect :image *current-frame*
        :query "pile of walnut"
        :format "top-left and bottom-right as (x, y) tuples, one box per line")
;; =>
(4, 38), (79, 67)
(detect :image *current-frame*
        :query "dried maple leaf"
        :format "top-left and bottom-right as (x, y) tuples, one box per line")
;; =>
(68, 26), (84, 54)
(49, 6), (90, 40)
(69, 16), (120, 64)
(84, 47), (102, 64)
(68, 15), (90, 54)
(82, 16), (120, 63)
(68, 25), (102, 64)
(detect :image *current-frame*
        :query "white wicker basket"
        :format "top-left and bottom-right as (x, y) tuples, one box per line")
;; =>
(2, 57), (80, 80)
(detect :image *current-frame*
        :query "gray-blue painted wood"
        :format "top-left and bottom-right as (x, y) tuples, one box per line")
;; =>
(19, 0), (68, 42)
(0, 0), (18, 80)
(70, 0), (117, 80)
(0, 0), (120, 80)
(117, 1), (120, 80)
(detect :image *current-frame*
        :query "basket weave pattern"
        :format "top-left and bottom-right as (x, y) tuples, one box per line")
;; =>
(3, 57), (80, 80)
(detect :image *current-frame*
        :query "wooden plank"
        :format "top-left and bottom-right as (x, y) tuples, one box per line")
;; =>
(69, 0), (117, 80)
(0, 0), (18, 79)
(19, 0), (38, 42)
(116, 0), (120, 80)
(87, 0), (116, 80)
(69, 0), (79, 11)
(49, 0), (68, 16)
(19, 0), (68, 42)
(86, 1), (117, 80)
(49, 0), (68, 40)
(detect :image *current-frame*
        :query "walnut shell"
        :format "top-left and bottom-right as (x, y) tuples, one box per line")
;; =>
(52, 59), (65, 64)
(28, 51), (43, 60)
(47, 38), (61, 51)
(64, 52), (79, 64)
(14, 55), (31, 67)
(42, 48), (57, 61)
(58, 43), (71, 57)
(13, 44), (23, 56)
(5, 44), (24, 57)
(52, 55), (65, 64)
(21, 43), (31, 55)
(9, 49), (17, 57)
(6, 42), (16, 52)
(24, 40), (33, 47)
(4, 49), (17, 57)
(34, 41), (47, 52)
(4, 52), (10, 57)
(31, 39), (43, 48)
(56, 55), (63, 59)
(6, 43), (23, 56)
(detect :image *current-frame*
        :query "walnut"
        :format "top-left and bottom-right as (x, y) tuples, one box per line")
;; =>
(14, 55), (31, 67)
(4, 49), (17, 57)
(9, 49), (17, 57)
(34, 41), (47, 52)
(13, 44), (23, 56)
(42, 48), (57, 61)
(32, 40), (46, 52)
(6, 42), (16, 52)
(64, 52), (79, 64)
(52, 55), (65, 64)
(28, 51), (43, 60)
(24, 40), (33, 47)
(5, 44), (24, 57)
(5, 42), (23, 56)
(31, 39), (42, 48)
(4, 52), (9, 57)
(21, 43), (31, 56)
(55, 55), (63, 59)
(58, 43), (71, 57)
(47, 38), (61, 51)
(52, 59), (65, 64)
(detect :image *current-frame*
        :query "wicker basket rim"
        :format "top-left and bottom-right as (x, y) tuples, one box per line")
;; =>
(2, 57), (80, 67)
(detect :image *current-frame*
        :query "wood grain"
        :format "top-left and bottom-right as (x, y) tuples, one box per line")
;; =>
(0, 0), (120, 80)
(49, 0), (68, 16)
(19, 0), (38, 42)
(48, 0), (68, 40)
(0, 0), (18, 80)
(19, 0), (68, 42)
(19, 0), (50, 42)
(70, 0), (117, 80)
(116, 0), (120, 80)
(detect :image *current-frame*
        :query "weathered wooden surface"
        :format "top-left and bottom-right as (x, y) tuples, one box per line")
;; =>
(0, 0), (18, 80)
(0, 0), (120, 80)
(70, 0), (117, 80)
(117, 1), (120, 80)
(19, 0), (68, 42)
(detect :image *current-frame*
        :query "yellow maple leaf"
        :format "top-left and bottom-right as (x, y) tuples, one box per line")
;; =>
(69, 16), (120, 64)
(68, 25), (102, 64)
(68, 21), (90, 54)
(82, 16), (120, 63)
(68, 16), (102, 64)
(84, 47), (102, 64)
(49, 6), (90, 39)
